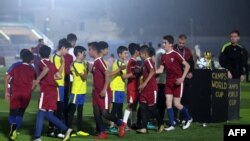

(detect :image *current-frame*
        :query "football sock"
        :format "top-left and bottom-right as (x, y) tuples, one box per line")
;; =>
(167, 108), (174, 126)
(123, 109), (130, 124)
(77, 104), (83, 131)
(180, 107), (191, 121)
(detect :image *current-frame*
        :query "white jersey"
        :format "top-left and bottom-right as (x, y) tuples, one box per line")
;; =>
(68, 48), (76, 61)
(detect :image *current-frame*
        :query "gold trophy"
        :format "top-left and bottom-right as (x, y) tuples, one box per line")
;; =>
(204, 51), (212, 69)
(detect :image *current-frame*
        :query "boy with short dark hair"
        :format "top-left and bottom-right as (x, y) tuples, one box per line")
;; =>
(136, 45), (164, 133)
(5, 49), (30, 101)
(49, 38), (71, 137)
(121, 43), (141, 128)
(88, 42), (126, 139)
(109, 46), (128, 132)
(6, 50), (36, 140)
(67, 46), (89, 137)
(156, 35), (192, 131)
(32, 45), (73, 141)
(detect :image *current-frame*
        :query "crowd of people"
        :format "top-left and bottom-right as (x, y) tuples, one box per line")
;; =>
(4, 30), (249, 141)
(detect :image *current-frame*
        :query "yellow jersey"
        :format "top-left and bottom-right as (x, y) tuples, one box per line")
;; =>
(110, 60), (127, 91)
(51, 54), (65, 86)
(71, 61), (87, 94)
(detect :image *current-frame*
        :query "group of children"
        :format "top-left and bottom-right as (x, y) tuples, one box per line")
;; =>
(4, 34), (192, 140)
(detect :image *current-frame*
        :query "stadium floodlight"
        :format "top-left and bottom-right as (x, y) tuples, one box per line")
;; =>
(31, 29), (42, 39)
(0, 30), (10, 41)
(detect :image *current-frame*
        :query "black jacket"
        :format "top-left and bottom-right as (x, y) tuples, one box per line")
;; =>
(219, 42), (246, 79)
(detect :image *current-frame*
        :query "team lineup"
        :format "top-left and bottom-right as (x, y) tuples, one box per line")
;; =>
(6, 33), (209, 141)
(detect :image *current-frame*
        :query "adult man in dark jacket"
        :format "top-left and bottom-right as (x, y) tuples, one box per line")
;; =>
(219, 30), (246, 81)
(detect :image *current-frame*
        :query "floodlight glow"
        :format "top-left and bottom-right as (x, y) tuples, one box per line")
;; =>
(0, 30), (10, 41)
(31, 29), (42, 39)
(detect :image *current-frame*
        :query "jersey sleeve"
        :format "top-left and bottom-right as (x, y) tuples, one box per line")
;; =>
(127, 60), (133, 74)
(8, 66), (15, 77)
(146, 59), (155, 70)
(98, 59), (108, 73)
(39, 60), (47, 70)
(112, 61), (118, 72)
(52, 55), (61, 69)
(160, 55), (165, 66)
(6, 64), (15, 74)
(175, 52), (185, 64)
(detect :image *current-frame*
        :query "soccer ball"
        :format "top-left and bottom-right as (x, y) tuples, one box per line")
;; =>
(196, 58), (208, 69)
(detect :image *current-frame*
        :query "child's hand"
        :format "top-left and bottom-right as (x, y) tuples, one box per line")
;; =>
(100, 89), (106, 98)
(186, 72), (193, 79)
(119, 65), (126, 70)
(176, 78), (184, 85)
(138, 83), (146, 91)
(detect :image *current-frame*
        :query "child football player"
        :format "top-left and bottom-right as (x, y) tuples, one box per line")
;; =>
(109, 46), (128, 133)
(136, 45), (164, 133)
(88, 42), (126, 139)
(6, 50), (36, 140)
(49, 38), (71, 137)
(121, 43), (141, 129)
(68, 46), (89, 136)
(32, 45), (73, 141)
(156, 35), (192, 131)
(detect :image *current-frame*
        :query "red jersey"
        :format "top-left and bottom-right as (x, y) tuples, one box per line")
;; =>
(64, 54), (73, 75)
(38, 59), (58, 110)
(91, 57), (110, 94)
(127, 58), (139, 92)
(161, 50), (185, 80)
(8, 63), (36, 96)
(142, 58), (157, 92)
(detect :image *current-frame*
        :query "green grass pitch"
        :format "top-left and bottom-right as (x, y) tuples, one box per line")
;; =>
(0, 67), (249, 141)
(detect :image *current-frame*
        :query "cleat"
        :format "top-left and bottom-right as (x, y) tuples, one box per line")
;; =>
(164, 126), (175, 131)
(9, 124), (17, 140)
(77, 130), (89, 136)
(147, 122), (157, 130)
(182, 119), (192, 130)
(63, 128), (73, 141)
(118, 122), (126, 137)
(158, 124), (165, 133)
(136, 128), (147, 134)
(95, 132), (108, 139)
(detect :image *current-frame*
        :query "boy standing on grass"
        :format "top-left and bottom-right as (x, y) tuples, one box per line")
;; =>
(5, 50), (36, 141)
(32, 45), (73, 141)
(5, 49), (30, 102)
(156, 35), (192, 131)
(88, 42), (126, 139)
(121, 43), (141, 129)
(136, 45), (164, 133)
(67, 46), (89, 137)
(109, 46), (128, 133)
(49, 38), (71, 137)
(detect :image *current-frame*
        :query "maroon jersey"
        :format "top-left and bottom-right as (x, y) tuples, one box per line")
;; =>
(127, 58), (139, 91)
(38, 59), (58, 110)
(8, 63), (36, 96)
(161, 50), (185, 80)
(64, 54), (73, 75)
(173, 45), (192, 61)
(142, 58), (157, 92)
(91, 57), (111, 109)
(91, 57), (111, 94)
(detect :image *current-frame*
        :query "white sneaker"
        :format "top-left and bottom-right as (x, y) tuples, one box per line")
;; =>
(57, 133), (65, 138)
(31, 138), (41, 141)
(182, 119), (192, 130)
(164, 126), (175, 131)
